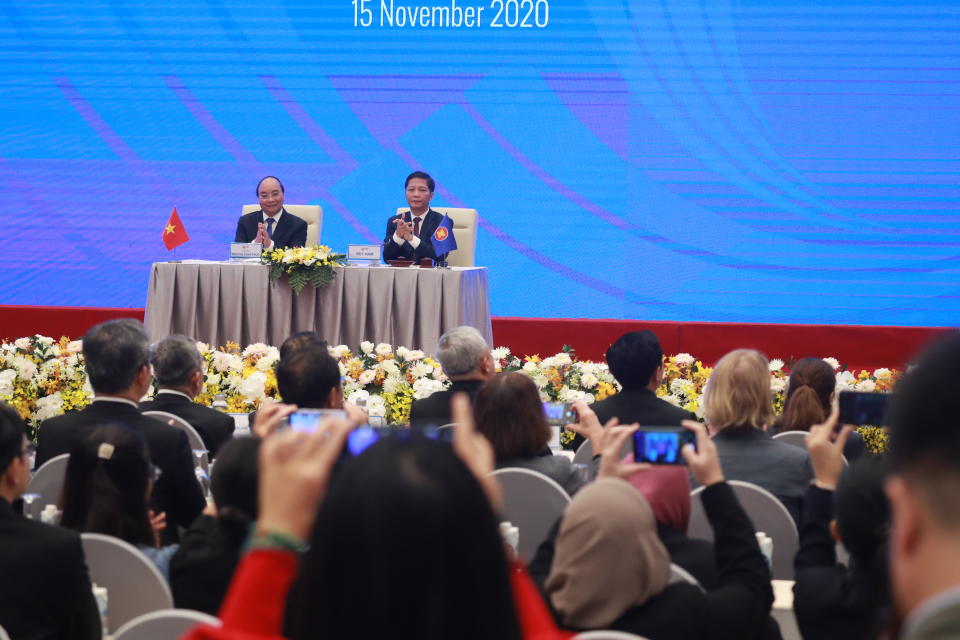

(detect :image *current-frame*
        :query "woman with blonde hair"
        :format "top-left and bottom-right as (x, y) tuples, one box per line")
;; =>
(704, 349), (812, 523)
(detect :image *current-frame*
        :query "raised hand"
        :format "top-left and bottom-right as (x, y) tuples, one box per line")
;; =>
(681, 419), (724, 487)
(807, 404), (854, 490)
(597, 424), (651, 480)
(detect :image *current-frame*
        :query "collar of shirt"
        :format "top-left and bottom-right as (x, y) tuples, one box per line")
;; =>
(157, 389), (194, 401)
(93, 396), (139, 409)
(903, 585), (960, 639)
(262, 209), (283, 226)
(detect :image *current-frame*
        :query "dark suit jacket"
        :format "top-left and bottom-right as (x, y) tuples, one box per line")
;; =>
(0, 498), (101, 640)
(36, 401), (206, 538)
(570, 388), (696, 450)
(170, 515), (243, 615)
(382, 209), (444, 261)
(408, 379), (485, 428)
(234, 209), (307, 249)
(140, 392), (234, 458)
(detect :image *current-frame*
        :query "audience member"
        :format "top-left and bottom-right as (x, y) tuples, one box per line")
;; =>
(703, 349), (812, 523)
(475, 372), (586, 495)
(184, 395), (570, 640)
(772, 357), (866, 462)
(0, 402), (101, 640)
(171, 436), (261, 614)
(534, 420), (774, 639)
(793, 406), (891, 640)
(36, 319), (205, 539)
(885, 334), (960, 640)
(140, 334), (234, 458)
(60, 424), (178, 579)
(571, 330), (695, 451)
(275, 344), (343, 409)
(278, 331), (325, 361)
(409, 326), (494, 428)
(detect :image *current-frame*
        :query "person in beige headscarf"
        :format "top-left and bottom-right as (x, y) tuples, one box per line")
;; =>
(539, 406), (775, 640)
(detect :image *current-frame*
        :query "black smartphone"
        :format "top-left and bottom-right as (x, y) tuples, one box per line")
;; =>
(632, 427), (696, 465)
(838, 391), (890, 426)
(542, 401), (576, 426)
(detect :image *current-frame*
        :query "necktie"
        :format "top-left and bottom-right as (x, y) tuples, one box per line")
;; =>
(266, 218), (275, 239)
(413, 217), (421, 237)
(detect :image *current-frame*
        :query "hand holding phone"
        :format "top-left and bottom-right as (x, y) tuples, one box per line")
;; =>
(838, 390), (890, 426)
(631, 427), (696, 465)
(680, 420), (724, 487)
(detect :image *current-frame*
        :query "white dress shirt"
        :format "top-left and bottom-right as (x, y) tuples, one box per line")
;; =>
(255, 209), (284, 250)
(392, 210), (428, 250)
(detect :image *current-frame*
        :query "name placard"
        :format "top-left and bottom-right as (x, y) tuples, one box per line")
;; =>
(348, 244), (382, 261)
(229, 242), (263, 260)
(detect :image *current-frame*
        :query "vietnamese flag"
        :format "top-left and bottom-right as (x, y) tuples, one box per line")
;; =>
(162, 206), (190, 250)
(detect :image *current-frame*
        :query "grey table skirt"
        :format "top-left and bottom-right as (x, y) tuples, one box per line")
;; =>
(144, 262), (493, 354)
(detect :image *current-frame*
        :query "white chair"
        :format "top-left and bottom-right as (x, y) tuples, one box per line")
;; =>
(396, 207), (478, 266)
(81, 533), (173, 633)
(772, 430), (808, 449)
(143, 411), (209, 473)
(25, 453), (70, 519)
(571, 435), (633, 467)
(668, 563), (704, 591)
(242, 204), (322, 246)
(113, 608), (221, 640)
(0, 623), (10, 640)
(687, 480), (799, 580)
(573, 631), (652, 640)
(491, 468), (571, 562)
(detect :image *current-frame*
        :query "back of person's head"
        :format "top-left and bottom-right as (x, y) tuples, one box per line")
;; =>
(626, 463), (691, 531)
(605, 331), (663, 390)
(60, 424), (154, 546)
(835, 454), (890, 565)
(704, 349), (774, 431)
(276, 344), (341, 409)
(82, 319), (151, 394)
(210, 437), (260, 549)
(285, 436), (520, 640)
(780, 357), (835, 432)
(473, 372), (551, 458)
(278, 331), (326, 361)
(436, 326), (489, 378)
(0, 402), (27, 495)
(547, 477), (670, 629)
(151, 334), (203, 388)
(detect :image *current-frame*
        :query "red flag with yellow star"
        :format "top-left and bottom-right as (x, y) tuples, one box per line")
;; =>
(162, 206), (190, 250)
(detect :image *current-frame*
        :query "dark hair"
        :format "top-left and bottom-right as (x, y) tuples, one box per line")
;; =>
(780, 358), (835, 432)
(605, 331), (663, 391)
(276, 345), (341, 409)
(278, 331), (326, 362)
(835, 454), (890, 563)
(0, 402), (26, 476)
(256, 175), (285, 196)
(60, 424), (155, 547)
(151, 334), (203, 388)
(210, 437), (260, 549)
(82, 319), (150, 394)
(404, 171), (435, 192)
(285, 437), (521, 640)
(473, 372), (551, 458)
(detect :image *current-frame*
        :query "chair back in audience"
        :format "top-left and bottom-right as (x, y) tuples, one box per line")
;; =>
(80, 533), (173, 633)
(572, 436), (632, 467)
(490, 468), (571, 561)
(573, 631), (652, 639)
(668, 563), (704, 591)
(396, 206), (478, 266)
(142, 411), (209, 472)
(772, 430), (808, 449)
(0, 622), (10, 640)
(242, 203), (322, 246)
(113, 608), (221, 640)
(687, 480), (799, 580)
(25, 453), (69, 519)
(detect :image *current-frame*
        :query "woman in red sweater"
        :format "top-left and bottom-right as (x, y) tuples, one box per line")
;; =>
(184, 396), (572, 640)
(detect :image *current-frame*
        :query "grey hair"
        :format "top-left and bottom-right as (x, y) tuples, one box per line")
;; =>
(82, 319), (151, 394)
(436, 326), (490, 378)
(151, 334), (205, 388)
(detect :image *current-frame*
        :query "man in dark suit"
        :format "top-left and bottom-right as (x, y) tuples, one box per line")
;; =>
(36, 320), (205, 540)
(139, 335), (234, 459)
(273, 343), (367, 431)
(234, 176), (308, 249)
(0, 402), (101, 640)
(383, 171), (445, 262)
(409, 326), (494, 428)
(571, 330), (695, 452)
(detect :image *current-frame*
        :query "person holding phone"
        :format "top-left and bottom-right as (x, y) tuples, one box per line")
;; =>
(383, 171), (445, 262)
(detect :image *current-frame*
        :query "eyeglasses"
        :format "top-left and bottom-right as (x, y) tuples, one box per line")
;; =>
(149, 464), (163, 483)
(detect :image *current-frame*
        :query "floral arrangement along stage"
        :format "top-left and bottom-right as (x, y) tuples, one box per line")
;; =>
(0, 335), (896, 452)
(261, 244), (347, 294)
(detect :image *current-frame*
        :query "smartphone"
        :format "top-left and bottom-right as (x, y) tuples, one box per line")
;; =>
(838, 391), (890, 426)
(286, 409), (348, 433)
(343, 424), (455, 458)
(632, 427), (696, 465)
(542, 402), (576, 427)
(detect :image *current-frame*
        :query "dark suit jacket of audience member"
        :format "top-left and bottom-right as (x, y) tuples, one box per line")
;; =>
(408, 380), (485, 428)
(569, 388), (696, 451)
(170, 515), (242, 615)
(709, 426), (813, 525)
(140, 392), (235, 458)
(382, 208), (443, 261)
(0, 498), (101, 640)
(771, 419), (868, 464)
(234, 209), (308, 249)
(529, 482), (775, 640)
(36, 401), (206, 540)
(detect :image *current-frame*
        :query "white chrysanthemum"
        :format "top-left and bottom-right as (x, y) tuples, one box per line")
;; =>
(12, 356), (36, 381)
(242, 343), (270, 358)
(366, 395), (387, 417)
(770, 377), (787, 393)
(673, 353), (695, 366)
(522, 361), (538, 373)
(823, 357), (840, 370)
(375, 343), (393, 356)
(855, 379), (877, 392)
(337, 362), (349, 377)
(380, 359), (401, 376)
(540, 357), (555, 369)
(532, 374), (549, 389)
(580, 372), (598, 389)
(239, 371), (268, 401)
(395, 346), (409, 359)
(662, 394), (682, 407)
(328, 344), (350, 359)
(205, 372), (221, 386)
(410, 362), (432, 379)
(34, 393), (64, 421)
(873, 368), (892, 378)
(224, 373), (243, 391)
(382, 377), (402, 394)
(65, 353), (81, 368)
(412, 378), (444, 400)
(670, 379), (688, 395)
(835, 370), (856, 390)
(195, 341), (210, 353)
(360, 341), (375, 355)
(768, 359), (785, 372)
(404, 349), (425, 361)
(211, 352), (242, 373)
(491, 347), (510, 360)
(347, 389), (370, 403)
(358, 370), (376, 385)
(0, 369), (16, 397)
(554, 353), (572, 366)
(35, 335), (55, 347)
(14, 338), (31, 350)
(255, 353), (279, 371)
